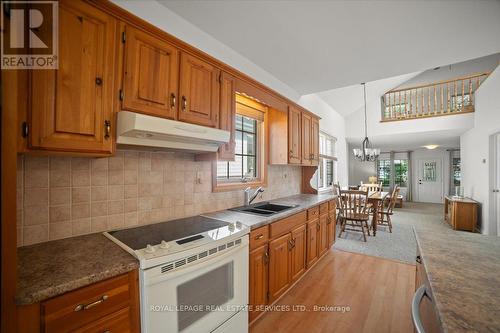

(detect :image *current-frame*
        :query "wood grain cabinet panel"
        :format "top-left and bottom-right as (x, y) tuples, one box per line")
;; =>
(301, 112), (312, 165)
(179, 53), (220, 127)
(288, 106), (302, 164)
(29, 0), (117, 154)
(122, 25), (179, 119)
(290, 224), (307, 282)
(249, 245), (269, 322)
(218, 71), (236, 160)
(328, 200), (337, 248)
(268, 233), (291, 303)
(311, 116), (320, 166)
(306, 219), (319, 268)
(318, 214), (329, 257)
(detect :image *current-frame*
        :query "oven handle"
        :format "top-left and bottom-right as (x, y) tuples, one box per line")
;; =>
(144, 238), (249, 284)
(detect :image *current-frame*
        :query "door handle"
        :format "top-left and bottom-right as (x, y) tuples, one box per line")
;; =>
(170, 93), (176, 109)
(182, 96), (187, 111)
(104, 120), (111, 139)
(412, 285), (432, 333)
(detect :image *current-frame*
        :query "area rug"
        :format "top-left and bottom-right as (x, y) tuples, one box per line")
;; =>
(333, 215), (418, 265)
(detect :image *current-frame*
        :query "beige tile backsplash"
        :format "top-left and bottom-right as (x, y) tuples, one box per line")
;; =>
(16, 150), (301, 246)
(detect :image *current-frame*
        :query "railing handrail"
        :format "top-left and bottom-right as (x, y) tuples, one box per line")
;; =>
(387, 71), (490, 94)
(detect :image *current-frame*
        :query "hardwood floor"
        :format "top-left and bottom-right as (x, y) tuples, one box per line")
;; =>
(250, 249), (416, 333)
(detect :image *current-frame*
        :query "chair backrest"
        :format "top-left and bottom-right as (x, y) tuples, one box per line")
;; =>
(387, 186), (401, 213)
(339, 189), (369, 215)
(360, 182), (380, 192)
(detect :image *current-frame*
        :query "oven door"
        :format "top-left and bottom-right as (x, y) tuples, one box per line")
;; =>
(141, 237), (249, 333)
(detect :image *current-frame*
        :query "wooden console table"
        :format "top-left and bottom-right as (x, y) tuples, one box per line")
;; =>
(444, 196), (478, 232)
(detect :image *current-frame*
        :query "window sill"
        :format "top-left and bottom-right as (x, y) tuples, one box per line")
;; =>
(212, 179), (267, 193)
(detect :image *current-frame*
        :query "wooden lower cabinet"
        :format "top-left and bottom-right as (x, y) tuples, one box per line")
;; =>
(318, 214), (329, 257)
(268, 233), (292, 303)
(328, 200), (337, 248)
(249, 244), (269, 322)
(17, 270), (140, 333)
(444, 196), (478, 232)
(306, 219), (319, 267)
(290, 224), (307, 282)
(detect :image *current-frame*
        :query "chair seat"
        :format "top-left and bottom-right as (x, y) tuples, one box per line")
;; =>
(344, 212), (370, 221)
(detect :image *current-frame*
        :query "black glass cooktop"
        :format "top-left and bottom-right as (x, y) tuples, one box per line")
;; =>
(108, 216), (230, 250)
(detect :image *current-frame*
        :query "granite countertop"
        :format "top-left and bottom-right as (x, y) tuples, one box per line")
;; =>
(202, 193), (336, 230)
(16, 233), (139, 305)
(415, 229), (500, 332)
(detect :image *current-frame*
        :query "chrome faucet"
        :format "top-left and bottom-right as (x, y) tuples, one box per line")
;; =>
(244, 187), (264, 206)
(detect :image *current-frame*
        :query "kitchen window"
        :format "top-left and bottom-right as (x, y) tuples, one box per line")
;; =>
(214, 94), (267, 191)
(318, 132), (337, 191)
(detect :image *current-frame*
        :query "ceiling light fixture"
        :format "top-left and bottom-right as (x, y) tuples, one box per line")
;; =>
(353, 83), (380, 162)
(423, 144), (439, 150)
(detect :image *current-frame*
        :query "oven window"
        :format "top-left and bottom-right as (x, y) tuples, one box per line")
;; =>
(177, 262), (234, 331)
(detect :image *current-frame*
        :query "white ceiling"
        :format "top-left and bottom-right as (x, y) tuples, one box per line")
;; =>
(159, 0), (500, 95)
(316, 72), (420, 117)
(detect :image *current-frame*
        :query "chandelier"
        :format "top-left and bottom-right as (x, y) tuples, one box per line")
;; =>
(353, 83), (380, 162)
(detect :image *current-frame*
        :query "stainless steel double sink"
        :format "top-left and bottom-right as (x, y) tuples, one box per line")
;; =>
(229, 202), (298, 216)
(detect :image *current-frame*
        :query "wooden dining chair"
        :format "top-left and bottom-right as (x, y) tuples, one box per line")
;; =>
(338, 189), (371, 242)
(377, 186), (400, 233)
(360, 182), (382, 192)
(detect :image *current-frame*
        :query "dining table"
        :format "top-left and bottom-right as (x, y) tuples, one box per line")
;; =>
(367, 191), (389, 236)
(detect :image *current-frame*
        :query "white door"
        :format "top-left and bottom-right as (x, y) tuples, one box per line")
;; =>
(417, 159), (443, 203)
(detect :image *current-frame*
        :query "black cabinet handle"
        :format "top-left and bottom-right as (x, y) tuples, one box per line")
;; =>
(416, 255), (422, 264)
(95, 77), (103, 86)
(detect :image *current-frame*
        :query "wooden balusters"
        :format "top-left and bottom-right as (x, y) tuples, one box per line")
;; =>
(381, 72), (489, 121)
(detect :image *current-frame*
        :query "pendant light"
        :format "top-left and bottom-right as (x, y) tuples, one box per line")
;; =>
(353, 83), (380, 162)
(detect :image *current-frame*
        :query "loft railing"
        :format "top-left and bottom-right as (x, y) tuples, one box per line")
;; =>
(381, 72), (489, 122)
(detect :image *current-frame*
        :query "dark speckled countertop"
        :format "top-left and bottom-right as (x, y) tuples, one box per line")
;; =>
(16, 233), (139, 305)
(202, 193), (336, 229)
(415, 230), (500, 332)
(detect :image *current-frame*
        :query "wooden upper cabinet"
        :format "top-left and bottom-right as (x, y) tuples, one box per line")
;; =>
(288, 106), (302, 164)
(311, 116), (320, 166)
(29, 0), (117, 154)
(268, 233), (291, 302)
(122, 25), (179, 119)
(178, 53), (220, 127)
(301, 112), (312, 165)
(218, 72), (236, 160)
(249, 244), (268, 322)
(290, 224), (307, 282)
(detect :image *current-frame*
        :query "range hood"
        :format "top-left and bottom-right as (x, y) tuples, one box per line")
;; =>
(116, 111), (230, 153)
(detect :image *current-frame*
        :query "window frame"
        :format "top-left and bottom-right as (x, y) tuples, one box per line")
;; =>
(377, 159), (391, 187)
(318, 132), (337, 192)
(212, 94), (268, 192)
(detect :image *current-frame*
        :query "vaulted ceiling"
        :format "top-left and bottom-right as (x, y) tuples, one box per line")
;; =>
(159, 0), (500, 95)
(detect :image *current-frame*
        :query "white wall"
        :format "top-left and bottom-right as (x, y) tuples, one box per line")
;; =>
(298, 94), (349, 186)
(461, 65), (500, 235)
(395, 53), (500, 89)
(347, 144), (375, 186)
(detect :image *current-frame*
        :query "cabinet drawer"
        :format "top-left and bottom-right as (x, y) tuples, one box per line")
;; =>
(74, 307), (131, 333)
(43, 274), (132, 333)
(319, 203), (329, 215)
(250, 225), (269, 250)
(329, 199), (336, 212)
(270, 211), (307, 239)
(307, 206), (319, 220)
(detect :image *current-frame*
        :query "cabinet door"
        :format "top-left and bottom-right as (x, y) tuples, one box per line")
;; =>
(328, 208), (336, 248)
(30, 0), (117, 154)
(290, 224), (307, 282)
(288, 106), (302, 164)
(122, 25), (179, 119)
(301, 112), (312, 165)
(179, 53), (220, 127)
(249, 245), (268, 322)
(218, 72), (236, 160)
(268, 233), (291, 302)
(311, 116), (320, 166)
(306, 219), (319, 267)
(318, 214), (329, 257)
